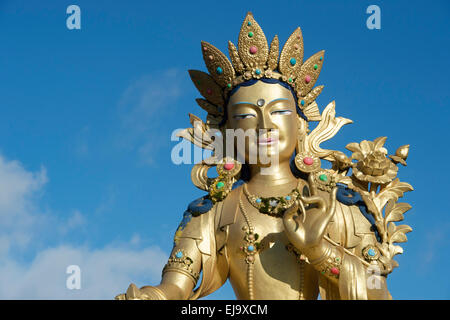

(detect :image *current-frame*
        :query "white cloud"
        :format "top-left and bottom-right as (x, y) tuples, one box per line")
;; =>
(0, 242), (167, 299)
(0, 155), (47, 254)
(0, 154), (168, 299)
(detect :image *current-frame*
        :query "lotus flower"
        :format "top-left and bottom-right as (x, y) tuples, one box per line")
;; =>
(346, 137), (398, 184)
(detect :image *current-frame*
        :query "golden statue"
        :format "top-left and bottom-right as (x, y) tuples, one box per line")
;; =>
(116, 13), (413, 300)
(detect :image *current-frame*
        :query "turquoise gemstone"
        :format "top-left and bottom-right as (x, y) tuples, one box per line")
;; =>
(255, 68), (261, 75)
(175, 251), (183, 258)
(256, 198), (262, 203)
(285, 196), (291, 200)
(247, 21), (252, 26)
(300, 100), (305, 106)
(368, 249), (376, 257)
(247, 245), (255, 252)
(290, 58), (297, 66)
(216, 67), (223, 75)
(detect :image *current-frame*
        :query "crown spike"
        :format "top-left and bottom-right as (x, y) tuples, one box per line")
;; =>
(267, 35), (279, 71)
(201, 41), (235, 88)
(237, 12), (269, 70)
(188, 70), (224, 106)
(196, 98), (223, 116)
(228, 41), (245, 74)
(279, 27), (304, 80)
(295, 50), (325, 96)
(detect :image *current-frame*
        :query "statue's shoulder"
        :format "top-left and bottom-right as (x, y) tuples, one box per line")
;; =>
(173, 195), (217, 245)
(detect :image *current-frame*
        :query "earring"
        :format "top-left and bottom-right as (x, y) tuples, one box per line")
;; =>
(209, 157), (242, 203)
(294, 151), (321, 174)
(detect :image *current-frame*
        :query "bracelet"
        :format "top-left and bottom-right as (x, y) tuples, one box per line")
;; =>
(309, 244), (343, 279)
(162, 249), (200, 285)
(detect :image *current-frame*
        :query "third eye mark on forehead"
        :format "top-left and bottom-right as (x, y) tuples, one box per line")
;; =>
(232, 98), (289, 107)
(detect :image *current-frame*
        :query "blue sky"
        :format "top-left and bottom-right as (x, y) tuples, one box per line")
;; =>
(0, 0), (448, 299)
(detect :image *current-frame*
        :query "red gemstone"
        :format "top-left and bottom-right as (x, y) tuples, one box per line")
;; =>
(303, 157), (314, 165)
(206, 88), (212, 95)
(224, 163), (234, 170)
(249, 46), (258, 54)
(330, 267), (340, 275)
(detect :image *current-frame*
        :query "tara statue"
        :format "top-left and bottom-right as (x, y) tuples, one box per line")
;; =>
(116, 13), (413, 300)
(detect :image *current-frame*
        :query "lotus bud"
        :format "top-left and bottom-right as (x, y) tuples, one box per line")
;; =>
(395, 145), (409, 160)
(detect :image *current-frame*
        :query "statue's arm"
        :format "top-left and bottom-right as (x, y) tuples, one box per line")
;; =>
(116, 197), (228, 300)
(115, 236), (202, 300)
(309, 238), (392, 300)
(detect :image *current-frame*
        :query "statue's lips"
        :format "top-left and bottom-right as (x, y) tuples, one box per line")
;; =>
(258, 137), (278, 145)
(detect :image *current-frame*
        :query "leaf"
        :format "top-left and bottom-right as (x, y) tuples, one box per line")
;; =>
(361, 193), (381, 218)
(360, 140), (373, 157)
(373, 179), (413, 211)
(391, 259), (399, 268)
(385, 202), (412, 224)
(390, 232), (408, 243)
(387, 222), (396, 236)
(351, 152), (364, 161)
(373, 136), (387, 150)
(389, 155), (407, 166)
(345, 142), (361, 153)
(389, 224), (412, 243)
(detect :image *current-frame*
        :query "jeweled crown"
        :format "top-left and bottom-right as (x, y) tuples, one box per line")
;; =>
(189, 12), (325, 122)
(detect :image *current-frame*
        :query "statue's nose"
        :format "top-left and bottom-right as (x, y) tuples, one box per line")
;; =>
(259, 112), (276, 131)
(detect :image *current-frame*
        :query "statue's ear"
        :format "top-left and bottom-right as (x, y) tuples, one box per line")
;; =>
(296, 115), (308, 153)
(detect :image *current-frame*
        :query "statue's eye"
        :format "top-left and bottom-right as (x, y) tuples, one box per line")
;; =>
(271, 110), (292, 116)
(233, 113), (256, 120)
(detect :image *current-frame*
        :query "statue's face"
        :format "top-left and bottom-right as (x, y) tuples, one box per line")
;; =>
(226, 81), (301, 165)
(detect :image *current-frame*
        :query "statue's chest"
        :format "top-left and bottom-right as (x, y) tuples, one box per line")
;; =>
(224, 203), (309, 299)
(227, 207), (297, 270)
(226, 206), (288, 254)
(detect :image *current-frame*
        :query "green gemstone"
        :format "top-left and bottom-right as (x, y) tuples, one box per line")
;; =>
(227, 83), (232, 88)
(314, 64), (318, 70)
(216, 181), (225, 189)
(319, 174), (328, 182)
(288, 77), (293, 83)
(248, 31), (254, 37)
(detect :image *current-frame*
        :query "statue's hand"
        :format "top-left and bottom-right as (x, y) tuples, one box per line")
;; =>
(115, 283), (160, 300)
(283, 174), (337, 252)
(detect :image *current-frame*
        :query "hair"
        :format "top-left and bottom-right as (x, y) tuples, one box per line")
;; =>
(222, 78), (308, 125)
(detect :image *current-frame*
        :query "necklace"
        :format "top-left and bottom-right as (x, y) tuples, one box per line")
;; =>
(239, 194), (305, 300)
(243, 180), (302, 217)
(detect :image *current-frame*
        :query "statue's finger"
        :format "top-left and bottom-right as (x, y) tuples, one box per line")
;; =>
(307, 173), (318, 196)
(283, 202), (299, 222)
(126, 283), (140, 299)
(316, 187), (339, 237)
(326, 187), (338, 219)
(299, 195), (326, 214)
